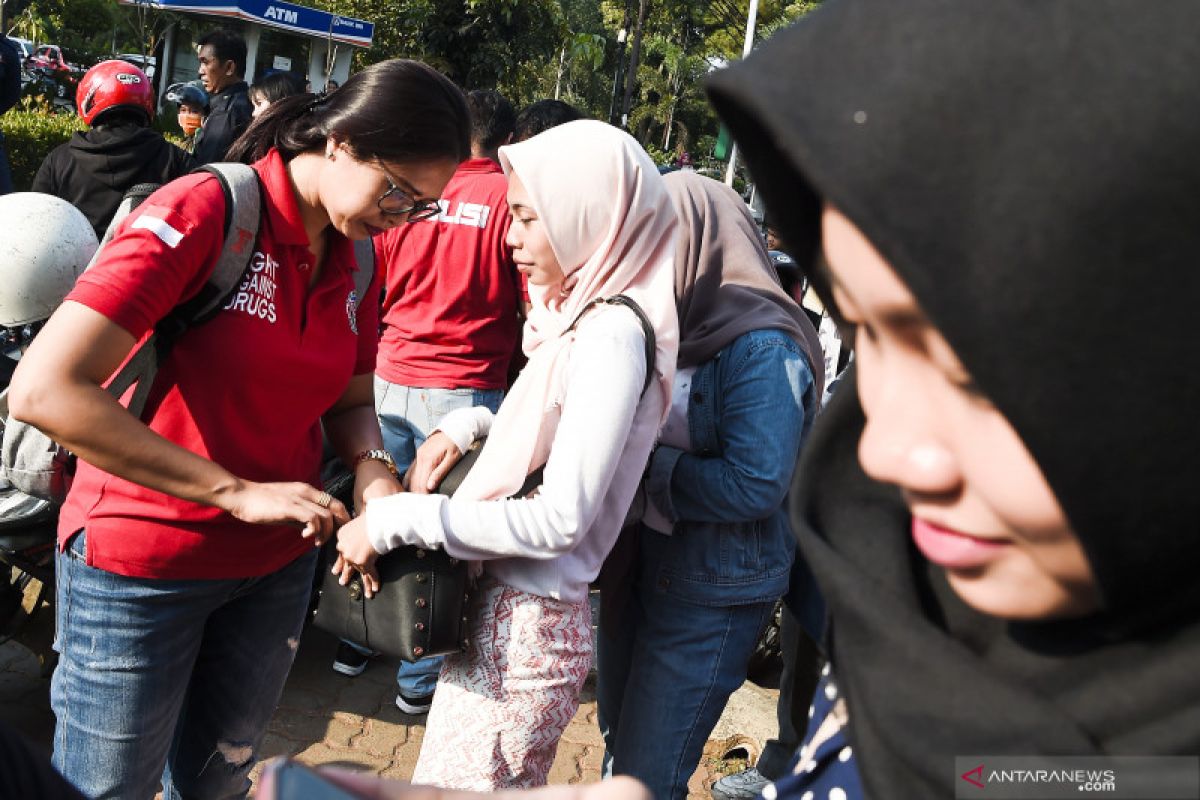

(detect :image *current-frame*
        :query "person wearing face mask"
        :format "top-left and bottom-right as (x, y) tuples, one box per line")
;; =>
(334, 119), (679, 790)
(705, 1), (1200, 798)
(165, 81), (209, 154)
(8, 59), (469, 800)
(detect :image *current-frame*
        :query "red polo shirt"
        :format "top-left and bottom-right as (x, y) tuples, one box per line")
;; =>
(59, 149), (379, 579)
(375, 157), (522, 389)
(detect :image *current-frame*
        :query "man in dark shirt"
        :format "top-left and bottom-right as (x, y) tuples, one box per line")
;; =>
(192, 29), (252, 164)
(32, 60), (194, 240)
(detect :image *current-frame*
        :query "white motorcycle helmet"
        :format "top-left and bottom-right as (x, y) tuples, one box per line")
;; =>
(0, 193), (98, 327)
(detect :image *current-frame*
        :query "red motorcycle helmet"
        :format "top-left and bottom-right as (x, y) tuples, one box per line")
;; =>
(75, 60), (154, 126)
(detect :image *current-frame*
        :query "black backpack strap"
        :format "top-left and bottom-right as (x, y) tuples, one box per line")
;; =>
(563, 294), (657, 398)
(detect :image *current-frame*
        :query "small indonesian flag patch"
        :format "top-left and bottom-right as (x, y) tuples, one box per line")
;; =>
(131, 214), (185, 248)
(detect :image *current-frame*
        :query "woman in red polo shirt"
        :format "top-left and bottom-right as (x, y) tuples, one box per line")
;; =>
(8, 59), (468, 800)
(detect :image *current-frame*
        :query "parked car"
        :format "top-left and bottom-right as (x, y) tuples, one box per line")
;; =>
(21, 44), (92, 108)
(7, 36), (35, 83)
(7, 36), (34, 62)
(26, 43), (74, 74)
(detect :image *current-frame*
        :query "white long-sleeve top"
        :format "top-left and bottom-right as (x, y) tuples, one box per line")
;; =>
(365, 305), (663, 604)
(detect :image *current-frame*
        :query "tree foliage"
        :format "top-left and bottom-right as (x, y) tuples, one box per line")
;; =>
(316, 0), (564, 92)
(315, 0), (821, 157)
(6, 0), (132, 61)
(6, 0), (821, 165)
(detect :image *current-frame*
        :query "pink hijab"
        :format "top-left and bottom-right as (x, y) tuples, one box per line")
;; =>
(454, 120), (679, 501)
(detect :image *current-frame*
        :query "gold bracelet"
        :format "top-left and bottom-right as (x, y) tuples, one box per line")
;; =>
(354, 448), (399, 478)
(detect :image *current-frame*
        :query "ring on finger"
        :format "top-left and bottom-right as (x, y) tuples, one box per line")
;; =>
(316, 491), (333, 509)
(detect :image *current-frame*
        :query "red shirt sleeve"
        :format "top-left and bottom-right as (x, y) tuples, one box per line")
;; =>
(66, 174), (226, 339)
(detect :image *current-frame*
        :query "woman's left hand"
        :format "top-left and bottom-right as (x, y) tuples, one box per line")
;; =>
(334, 515), (381, 597)
(404, 431), (463, 494)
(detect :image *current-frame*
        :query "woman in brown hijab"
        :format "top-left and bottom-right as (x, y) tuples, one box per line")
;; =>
(596, 171), (824, 800)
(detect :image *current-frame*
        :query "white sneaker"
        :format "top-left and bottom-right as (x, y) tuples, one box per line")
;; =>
(711, 767), (770, 800)
(395, 691), (433, 715)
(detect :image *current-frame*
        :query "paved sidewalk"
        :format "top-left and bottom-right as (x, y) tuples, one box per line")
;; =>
(0, 604), (779, 798)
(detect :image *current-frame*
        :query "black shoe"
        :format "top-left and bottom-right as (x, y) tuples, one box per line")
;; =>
(332, 642), (372, 677)
(395, 691), (433, 715)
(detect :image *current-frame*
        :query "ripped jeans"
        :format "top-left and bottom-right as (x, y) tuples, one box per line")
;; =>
(51, 530), (317, 800)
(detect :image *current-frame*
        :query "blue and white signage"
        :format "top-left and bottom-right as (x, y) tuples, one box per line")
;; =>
(117, 0), (374, 47)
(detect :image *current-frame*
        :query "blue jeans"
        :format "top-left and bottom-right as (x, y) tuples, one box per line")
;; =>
(52, 530), (317, 800)
(596, 529), (775, 800)
(352, 378), (503, 698)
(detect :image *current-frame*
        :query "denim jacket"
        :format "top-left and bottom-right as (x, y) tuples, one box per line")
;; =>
(643, 328), (818, 606)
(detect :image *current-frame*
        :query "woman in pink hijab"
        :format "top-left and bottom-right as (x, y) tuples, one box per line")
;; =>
(335, 119), (679, 789)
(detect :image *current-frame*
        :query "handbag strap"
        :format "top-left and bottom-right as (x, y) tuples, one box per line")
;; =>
(563, 294), (657, 398)
(437, 295), (658, 499)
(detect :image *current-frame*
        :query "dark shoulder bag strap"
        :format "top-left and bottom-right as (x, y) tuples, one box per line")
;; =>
(448, 294), (660, 499)
(563, 294), (657, 398)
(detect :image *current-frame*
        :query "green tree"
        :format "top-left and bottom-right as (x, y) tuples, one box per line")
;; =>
(8, 0), (122, 59)
(317, 0), (564, 92)
(5, 0), (172, 61)
(601, 0), (821, 162)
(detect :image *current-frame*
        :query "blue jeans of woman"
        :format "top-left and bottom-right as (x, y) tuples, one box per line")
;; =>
(348, 378), (503, 698)
(51, 530), (317, 800)
(597, 529), (775, 800)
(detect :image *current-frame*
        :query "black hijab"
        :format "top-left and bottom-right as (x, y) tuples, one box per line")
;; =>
(707, 0), (1200, 795)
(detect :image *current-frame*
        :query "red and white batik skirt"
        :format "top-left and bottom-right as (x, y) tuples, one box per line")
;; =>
(411, 577), (593, 790)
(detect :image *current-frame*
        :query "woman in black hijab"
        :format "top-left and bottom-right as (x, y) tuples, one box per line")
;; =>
(706, 1), (1200, 798)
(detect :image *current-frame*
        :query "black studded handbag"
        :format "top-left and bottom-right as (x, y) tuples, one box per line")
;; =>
(312, 441), (546, 662)
(312, 295), (656, 662)
(312, 462), (495, 663)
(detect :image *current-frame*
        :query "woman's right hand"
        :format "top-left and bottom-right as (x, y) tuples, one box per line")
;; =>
(404, 432), (464, 494)
(219, 480), (351, 545)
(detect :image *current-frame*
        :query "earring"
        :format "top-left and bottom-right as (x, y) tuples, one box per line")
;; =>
(326, 150), (335, 160)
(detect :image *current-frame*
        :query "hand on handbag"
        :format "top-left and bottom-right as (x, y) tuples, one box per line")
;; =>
(404, 431), (466, 494)
(333, 515), (381, 597)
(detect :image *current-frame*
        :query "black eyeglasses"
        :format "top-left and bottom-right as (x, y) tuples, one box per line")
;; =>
(376, 165), (441, 222)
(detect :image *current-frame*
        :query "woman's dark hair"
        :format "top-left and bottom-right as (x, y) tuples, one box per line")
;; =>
(226, 59), (470, 166)
(250, 71), (304, 106)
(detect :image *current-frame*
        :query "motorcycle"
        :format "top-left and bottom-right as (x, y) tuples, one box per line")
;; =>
(20, 64), (78, 112)
(0, 348), (58, 675)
